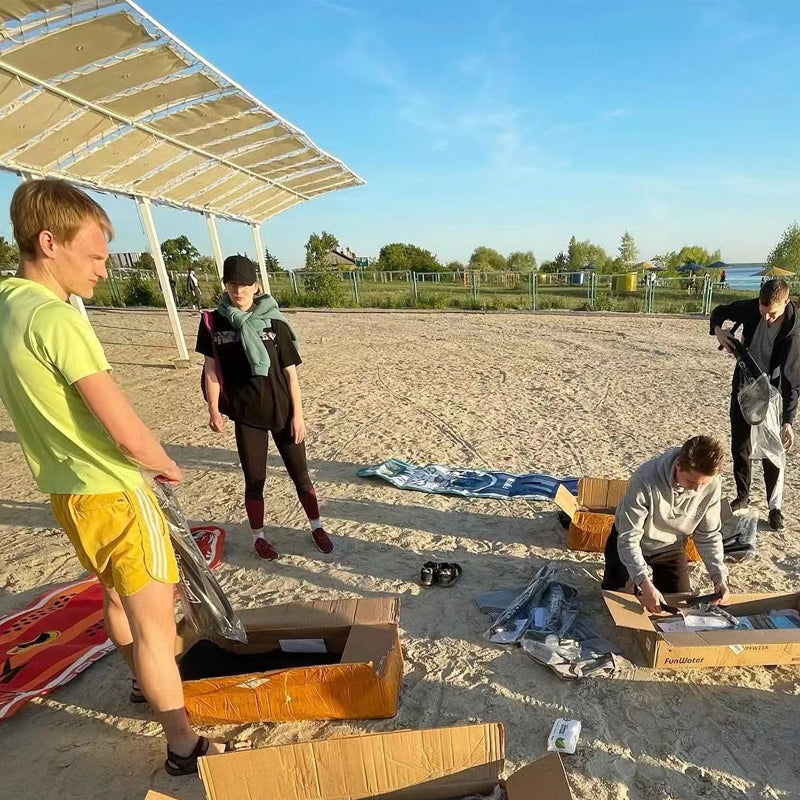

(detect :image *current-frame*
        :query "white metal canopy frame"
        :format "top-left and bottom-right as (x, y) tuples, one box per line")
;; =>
(0, 0), (364, 363)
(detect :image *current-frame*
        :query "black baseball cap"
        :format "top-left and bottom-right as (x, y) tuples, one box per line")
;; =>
(223, 255), (258, 285)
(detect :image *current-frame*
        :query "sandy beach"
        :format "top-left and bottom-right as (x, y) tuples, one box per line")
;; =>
(1, 308), (798, 800)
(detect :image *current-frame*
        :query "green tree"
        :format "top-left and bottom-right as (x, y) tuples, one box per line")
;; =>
(567, 236), (611, 271)
(304, 230), (339, 270)
(133, 252), (156, 270)
(540, 251), (568, 273)
(446, 260), (465, 271)
(766, 223), (800, 273)
(160, 235), (200, 269)
(264, 247), (281, 271)
(506, 250), (537, 272)
(0, 235), (19, 269)
(619, 231), (639, 266)
(468, 246), (507, 271)
(377, 242), (442, 273)
(194, 255), (218, 274)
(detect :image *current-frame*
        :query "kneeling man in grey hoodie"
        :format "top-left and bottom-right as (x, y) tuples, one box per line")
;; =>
(602, 435), (731, 613)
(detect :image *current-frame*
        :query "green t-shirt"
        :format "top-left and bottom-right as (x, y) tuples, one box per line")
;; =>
(0, 278), (143, 494)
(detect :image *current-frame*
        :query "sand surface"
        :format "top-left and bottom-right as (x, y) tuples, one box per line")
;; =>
(1, 309), (798, 800)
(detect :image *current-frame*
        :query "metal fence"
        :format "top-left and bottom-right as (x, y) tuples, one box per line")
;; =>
(265, 269), (765, 315)
(85, 268), (781, 316)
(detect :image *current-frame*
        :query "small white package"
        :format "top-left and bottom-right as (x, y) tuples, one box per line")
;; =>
(547, 717), (581, 754)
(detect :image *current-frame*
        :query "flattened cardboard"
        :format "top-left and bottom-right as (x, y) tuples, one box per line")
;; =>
(196, 723), (574, 800)
(603, 590), (800, 669)
(178, 597), (403, 723)
(556, 477), (701, 561)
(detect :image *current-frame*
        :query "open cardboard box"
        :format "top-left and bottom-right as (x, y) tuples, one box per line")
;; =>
(145, 722), (575, 800)
(176, 597), (403, 724)
(555, 478), (703, 561)
(603, 590), (800, 669)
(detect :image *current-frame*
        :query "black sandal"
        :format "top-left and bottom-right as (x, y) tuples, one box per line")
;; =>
(164, 736), (251, 776)
(129, 678), (147, 704)
(435, 562), (462, 587)
(420, 561), (438, 586)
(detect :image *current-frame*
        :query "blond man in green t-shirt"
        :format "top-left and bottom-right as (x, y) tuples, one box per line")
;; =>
(0, 179), (247, 774)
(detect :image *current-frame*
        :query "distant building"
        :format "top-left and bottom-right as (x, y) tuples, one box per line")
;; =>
(108, 251), (144, 269)
(324, 248), (358, 269)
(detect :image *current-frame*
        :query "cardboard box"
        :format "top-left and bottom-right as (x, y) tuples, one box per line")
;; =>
(603, 590), (800, 669)
(176, 597), (403, 724)
(555, 478), (701, 561)
(146, 722), (575, 800)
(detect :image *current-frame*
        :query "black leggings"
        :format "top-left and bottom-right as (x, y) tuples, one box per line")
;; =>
(234, 421), (315, 529)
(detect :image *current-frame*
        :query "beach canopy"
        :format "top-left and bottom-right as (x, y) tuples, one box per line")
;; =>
(751, 266), (796, 278)
(0, 0), (364, 224)
(707, 261), (728, 269)
(678, 262), (704, 273)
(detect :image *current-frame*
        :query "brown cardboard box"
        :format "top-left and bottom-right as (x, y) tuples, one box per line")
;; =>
(603, 590), (800, 669)
(177, 597), (403, 724)
(145, 723), (575, 800)
(554, 478), (702, 561)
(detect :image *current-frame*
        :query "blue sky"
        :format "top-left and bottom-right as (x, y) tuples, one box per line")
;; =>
(3, 0), (800, 266)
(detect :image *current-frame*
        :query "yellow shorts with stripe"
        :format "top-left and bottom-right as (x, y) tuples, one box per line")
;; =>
(50, 487), (179, 596)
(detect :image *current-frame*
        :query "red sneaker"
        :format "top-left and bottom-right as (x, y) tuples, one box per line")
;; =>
(254, 537), (278, 560)
(312, 528), (334, 554)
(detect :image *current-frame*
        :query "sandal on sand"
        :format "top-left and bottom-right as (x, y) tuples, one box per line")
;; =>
(129, 678), (147, 704)
(164, 736), (252, 776)
(420, 561), (438, 586)
(435, 563), (462, 587)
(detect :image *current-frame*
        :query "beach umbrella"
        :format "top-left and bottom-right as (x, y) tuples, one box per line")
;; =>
(708, 261), (728, 269)
(645, 263), (667, 272)
(678, 261), (704, 273)
(751, 266), (796, 278)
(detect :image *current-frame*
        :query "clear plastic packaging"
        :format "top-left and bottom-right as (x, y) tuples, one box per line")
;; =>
(153, 481), (247, 645)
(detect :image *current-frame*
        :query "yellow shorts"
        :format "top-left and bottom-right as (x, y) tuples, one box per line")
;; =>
(50, 487), (179, 596)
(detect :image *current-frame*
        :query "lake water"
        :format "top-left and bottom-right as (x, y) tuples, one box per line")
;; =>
(723, 264), (766, 291)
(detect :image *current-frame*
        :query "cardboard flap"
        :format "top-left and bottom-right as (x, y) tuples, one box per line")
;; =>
(143, 793), (178, 800)
(578, 478), (628, 511)
(341, 623), (397, 669)
(602, 591), (656, 633)
(199, 724), (504, 800)
(505, 752), (573, 800)
(232, 597), (400, 631)
(554, 484), (578, 519)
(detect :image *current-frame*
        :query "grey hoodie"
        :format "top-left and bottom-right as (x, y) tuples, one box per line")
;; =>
(615, 448), (728, 586)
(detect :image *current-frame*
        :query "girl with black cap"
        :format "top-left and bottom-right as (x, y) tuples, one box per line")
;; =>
(195, 255), (333, 559)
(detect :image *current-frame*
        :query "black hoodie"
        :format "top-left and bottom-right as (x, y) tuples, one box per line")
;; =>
(709, 298), (800, 425)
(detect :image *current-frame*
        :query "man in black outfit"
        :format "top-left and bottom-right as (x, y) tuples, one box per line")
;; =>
(710, 279), (800, 530)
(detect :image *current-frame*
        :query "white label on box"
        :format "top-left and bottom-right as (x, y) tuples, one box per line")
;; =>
(729, 644), (744, 655)
(279, 638), (327, 653)
(237, 677), (271, 690)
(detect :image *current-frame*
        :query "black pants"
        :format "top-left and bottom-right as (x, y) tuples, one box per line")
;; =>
(234, 421), (313, 530)
(601, 526), (690, 594)
(730, 395), (782, 506)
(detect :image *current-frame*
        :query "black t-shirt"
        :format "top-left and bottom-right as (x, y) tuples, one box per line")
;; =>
(196, 312), (302, 430)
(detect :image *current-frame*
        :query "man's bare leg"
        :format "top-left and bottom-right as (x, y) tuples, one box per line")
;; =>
(102, 584), (135, 675)
(119, 579), (227, 755)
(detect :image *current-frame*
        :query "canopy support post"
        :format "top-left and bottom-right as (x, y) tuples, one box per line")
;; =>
(136, 196), (190, 368)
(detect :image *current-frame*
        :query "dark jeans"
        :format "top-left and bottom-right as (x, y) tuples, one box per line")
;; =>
(601, 525), (690, 594)
(730, 395), (782, 506)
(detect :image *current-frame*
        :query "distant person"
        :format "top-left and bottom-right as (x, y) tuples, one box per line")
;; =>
(196, 255), (334, 559)
(711, 278), (800, 530)
(168, 271), (177, 301)
(720, 268), (728, 289)
(602, 436), (730, 613)
(0, 179), (248, 774)
(186, 266), (202, 308)
(687, 273), (697, 294)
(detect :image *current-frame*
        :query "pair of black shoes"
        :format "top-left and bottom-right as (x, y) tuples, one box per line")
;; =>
(420, 561), (462, 587)
(731, 496), (785, 531)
